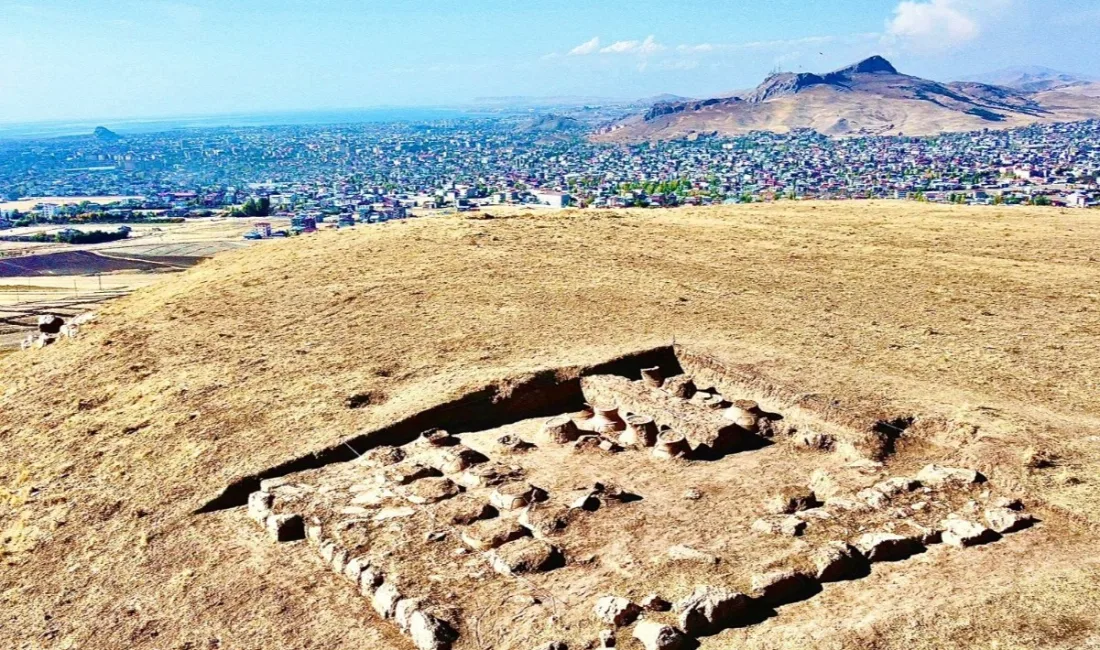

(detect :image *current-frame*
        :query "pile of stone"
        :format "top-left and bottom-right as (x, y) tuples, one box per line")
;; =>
(22, 314), (78, 350)
(579, 373), (764, 457)
(748, 464), (1036, 576)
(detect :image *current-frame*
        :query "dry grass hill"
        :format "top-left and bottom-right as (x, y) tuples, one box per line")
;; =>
(1, 202), (1099, 650)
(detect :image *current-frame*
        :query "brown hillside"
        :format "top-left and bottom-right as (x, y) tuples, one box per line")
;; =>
(596, 57), (1100, 141)
(2, 203), (1099, 650)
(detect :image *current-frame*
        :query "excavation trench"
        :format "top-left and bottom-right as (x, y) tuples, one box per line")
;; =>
(197, 345), (682, 513)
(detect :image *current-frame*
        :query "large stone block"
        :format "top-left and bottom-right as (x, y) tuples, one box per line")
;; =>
(519, 503), (581, 538)
(763, 486), (818, 515)
(458, 462), (524, 488)
(395, 598), (424, 633)
(675, 586), (749, 636)
(489, 482), (546, 511)
(812, 541), (865, 582)
(751, 515), (806, 537)
(854, 533), (922, 562)
(265, 514), (304, 542)
(916, 464), (985, 489)
(593, 596), (641, 627)
(357, 445), (406, 468)
(343, 556), (368, 583)
(373, 582), (403, 619)
(402, 477), (461, 505)
(434, 445), (488, 475)
(985, 507), (1034, 534)
(941, 518), (998, 547)
(633, 620), (687, 650)
(247, 491), (274, 523)
(409, 610), (457, 650)
(750, 569), (818, 606)
(360, 566), (384, 596)
(330, 547), (348, 574)
(488, 538), (563, 575)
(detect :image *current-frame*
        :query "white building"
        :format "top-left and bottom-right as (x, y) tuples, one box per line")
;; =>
(532, 190), (570, 209)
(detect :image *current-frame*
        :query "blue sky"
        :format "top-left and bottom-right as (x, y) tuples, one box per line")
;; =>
(1, 0), (1097, 123)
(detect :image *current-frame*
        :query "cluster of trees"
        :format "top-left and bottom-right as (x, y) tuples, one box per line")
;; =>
(56, 228), (131, 244)
(229, 197), (272, 217)
(1, 228), (131, 245)
(617, 178), (693, 196)
(1, 207), (188, 229)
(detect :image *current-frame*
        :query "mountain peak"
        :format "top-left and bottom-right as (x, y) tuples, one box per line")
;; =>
(834, 55), (898, 76)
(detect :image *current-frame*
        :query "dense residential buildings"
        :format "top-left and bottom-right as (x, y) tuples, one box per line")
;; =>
(1, 117), (1098, 230)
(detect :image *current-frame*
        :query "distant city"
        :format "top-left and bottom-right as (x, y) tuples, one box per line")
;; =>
(1, 113), (1098, 236)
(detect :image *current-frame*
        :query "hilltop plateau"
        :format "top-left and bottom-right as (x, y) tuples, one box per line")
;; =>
(596, 56), (1100, 141)
(1, 203), (1099, 650)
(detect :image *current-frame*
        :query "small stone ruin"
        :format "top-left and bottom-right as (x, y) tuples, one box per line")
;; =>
(242, 362), (1038, 650)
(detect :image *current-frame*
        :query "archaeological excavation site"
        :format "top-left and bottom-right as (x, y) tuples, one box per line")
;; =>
(231, 345), (1037, 650)
(5, 204), (1097, 650)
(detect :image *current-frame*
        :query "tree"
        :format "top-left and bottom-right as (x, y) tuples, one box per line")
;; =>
(233, 197), (272, 217)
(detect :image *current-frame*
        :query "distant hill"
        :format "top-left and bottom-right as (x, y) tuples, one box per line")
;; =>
(595, 56), (1100, 142)
(471, 96), (620, 108)
(627, 93), (695, 109)
(510, 114), (589, 141)
(515, 114), (585, 137)
(93, 126), (121, 142)
(965, 66), (1093, 92)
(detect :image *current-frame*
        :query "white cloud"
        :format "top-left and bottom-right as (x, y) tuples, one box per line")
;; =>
(637, 36), (666, 56)
(600, 36), (666, 55)
(678, 43), (715, 53)
(886, 0), (1010, 52)
(568, 37), (601, 56)
(600, 39), (639, 54)
(546, 31), (883, 72)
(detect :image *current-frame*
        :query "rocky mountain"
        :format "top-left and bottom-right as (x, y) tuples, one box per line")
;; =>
(966, 66), (1093, 93)
(595, 56), (1100, 142)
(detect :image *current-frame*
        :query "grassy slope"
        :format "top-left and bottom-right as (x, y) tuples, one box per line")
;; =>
(0, 202), (1098, 649)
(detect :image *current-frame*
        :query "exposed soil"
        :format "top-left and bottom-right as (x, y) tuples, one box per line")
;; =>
(1, 202), (1099, 650)
(0, 250), (175, 277)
